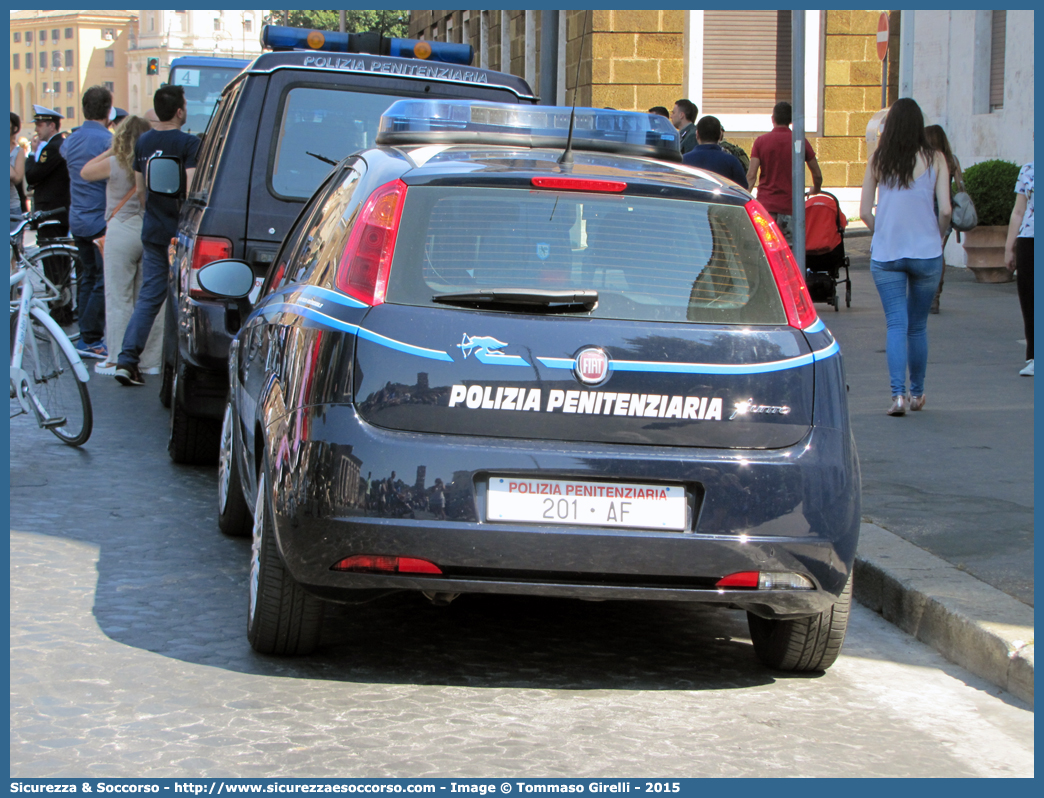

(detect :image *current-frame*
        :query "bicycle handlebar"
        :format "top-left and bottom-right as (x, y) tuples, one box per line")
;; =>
(10, 207), (68, 236)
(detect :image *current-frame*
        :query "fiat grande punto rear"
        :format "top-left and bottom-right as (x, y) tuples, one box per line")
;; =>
(207, 102), (860, 670)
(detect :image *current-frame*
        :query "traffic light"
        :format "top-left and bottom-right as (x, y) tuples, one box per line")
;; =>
(146, 57), (159, 75)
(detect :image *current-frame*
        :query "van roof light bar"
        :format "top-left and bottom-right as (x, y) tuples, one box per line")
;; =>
(260, 24), (473, 66)
(375, 100), (682, 161)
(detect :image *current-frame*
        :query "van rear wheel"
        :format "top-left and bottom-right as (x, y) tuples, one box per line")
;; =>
(747, 575), (851, 672)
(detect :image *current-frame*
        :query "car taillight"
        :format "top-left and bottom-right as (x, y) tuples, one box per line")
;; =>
(531, 176), (627, 192)
(745, 199), (818, 330)
(331, 555), (442, 575)
(335, 178), (407, 305)
(188, 235), (233, 299)
(716, 571), (814, 590)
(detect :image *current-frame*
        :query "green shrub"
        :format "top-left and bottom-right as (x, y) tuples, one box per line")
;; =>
(962, 159), (1021, 226)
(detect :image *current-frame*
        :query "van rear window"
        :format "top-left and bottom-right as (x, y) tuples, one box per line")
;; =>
(271, 87), (405, 199)
(386, 186), (787, 325)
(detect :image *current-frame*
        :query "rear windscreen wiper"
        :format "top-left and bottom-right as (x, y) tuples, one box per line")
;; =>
(306, 151), (338, 166)
(432, 288), (598, 312)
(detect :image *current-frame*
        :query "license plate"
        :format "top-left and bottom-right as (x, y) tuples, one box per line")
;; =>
(486, 477), (688, 531)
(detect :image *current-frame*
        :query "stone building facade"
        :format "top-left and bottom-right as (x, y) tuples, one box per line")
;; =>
(409, 9), (903, 215)
(10, 10), (138, 134)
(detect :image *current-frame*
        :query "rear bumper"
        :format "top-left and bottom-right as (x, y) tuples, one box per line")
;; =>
(263, 405), (860, 619)
(177, 295), (232, 418)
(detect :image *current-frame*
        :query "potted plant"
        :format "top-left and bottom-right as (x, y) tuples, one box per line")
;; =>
(961, 159), (1021, 283)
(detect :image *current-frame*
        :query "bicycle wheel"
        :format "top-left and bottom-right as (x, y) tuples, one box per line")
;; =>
(16, 312), (92, 446)
(29, 246), (82, 326)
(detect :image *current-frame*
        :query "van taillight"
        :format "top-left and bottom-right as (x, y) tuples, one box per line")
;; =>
(335, 179), (407, 306)
(744, 200), (818, 330)
(188, 236), (233, 299)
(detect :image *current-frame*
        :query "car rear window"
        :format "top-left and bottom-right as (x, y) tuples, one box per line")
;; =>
(386, 186), (787, 325)
(271, 87), (406, 199)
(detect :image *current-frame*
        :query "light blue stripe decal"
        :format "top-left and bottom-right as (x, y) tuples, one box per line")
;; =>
(297, 285), (369, 309)
(475, 350), (530, 366)
(357, 327), (455, 362)
(537, 357), (573, 369)
(539, 344), (839, 375)
(804, 318), (826, 333)
(812, 340), (840, 361)
(259, 302), (454, 362)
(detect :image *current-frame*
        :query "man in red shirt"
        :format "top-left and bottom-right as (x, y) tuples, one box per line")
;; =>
(746, 101), (823, 245)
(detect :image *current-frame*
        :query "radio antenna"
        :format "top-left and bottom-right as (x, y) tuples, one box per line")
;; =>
(558, 9), (590, 167)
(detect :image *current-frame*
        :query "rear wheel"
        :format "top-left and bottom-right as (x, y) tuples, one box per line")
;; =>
(30, 247), (82, 327)
(747, 575), (852, 672)
(217, 396), (251, 537)
(247, 471), (325, 655)
(13, 311), (93, 446)
(168, 357), (220, 465)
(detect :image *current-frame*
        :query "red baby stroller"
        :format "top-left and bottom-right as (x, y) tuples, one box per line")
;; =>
(804, 191), (851, 311)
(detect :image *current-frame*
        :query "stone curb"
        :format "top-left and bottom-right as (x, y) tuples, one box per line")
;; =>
(853, 523), (1034, 707)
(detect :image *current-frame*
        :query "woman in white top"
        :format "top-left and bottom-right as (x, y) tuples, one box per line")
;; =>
(859, 98), (951, 416)
(81, 115), (165, 375)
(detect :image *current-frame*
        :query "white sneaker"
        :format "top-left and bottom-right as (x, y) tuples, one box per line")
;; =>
(141, 365), (161, 375)
(1019, 359), (1034, 377)
(94, 360), (117, 376)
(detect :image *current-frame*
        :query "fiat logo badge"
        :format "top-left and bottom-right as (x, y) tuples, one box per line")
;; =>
(574, 347), (611, 386)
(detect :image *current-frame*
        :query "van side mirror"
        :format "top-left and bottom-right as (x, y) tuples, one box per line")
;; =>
(146, 155), (183, 195)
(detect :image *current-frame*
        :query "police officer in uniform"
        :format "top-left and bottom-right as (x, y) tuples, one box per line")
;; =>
(24, 105), (73, 324)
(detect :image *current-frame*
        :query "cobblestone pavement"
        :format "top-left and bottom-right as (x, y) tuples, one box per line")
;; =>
(9, 360), (1033, 778)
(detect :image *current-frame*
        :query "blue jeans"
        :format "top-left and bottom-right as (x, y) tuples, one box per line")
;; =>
(870, 255), (943, 397)
(74, 232), (106, 344)
(118, 241), (169, 369)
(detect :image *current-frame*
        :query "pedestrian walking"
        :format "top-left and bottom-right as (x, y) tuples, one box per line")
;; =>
(859, 98), (952, 416)
(681, 115), (748, 188)
(924, 125), (963, 313)
(61, 85), (114, 360)
(24, 105), (73, 323)
(670, 99), (698, 155)
(115, 85), (200, 387)
(80, 115), (164, 376)
(1004, 161), (1033, 377)
(746, 101), (823, 246)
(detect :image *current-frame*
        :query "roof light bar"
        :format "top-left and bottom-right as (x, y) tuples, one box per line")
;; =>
(376, 100), (682, 161)
(261, 24), (473, 66)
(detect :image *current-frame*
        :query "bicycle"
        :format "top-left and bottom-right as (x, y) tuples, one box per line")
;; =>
(10, 210), (92, 446)
(10, 209), (83, 326)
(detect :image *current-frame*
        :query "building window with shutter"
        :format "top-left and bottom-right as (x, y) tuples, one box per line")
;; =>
(67, 107), (75, 120)
(244, 15), (253, 34)
(65, 28), (73, 39)
(67, 81), (74, 95)
(105, 50), (114, 68)
(990, 10), (1006, 111)
(26, 53), (33, 71)
(65, 50), (73, 68)
(104, 82), (114, 93)
(52, 29), (60, 42)
(26, 31), (33, 44)
(683, 10), (822, 135)
(13, 53), (19, 70)
(53, 51), (62, 69)
(703, 10), (792, 115)
(14, 32), (21, 43)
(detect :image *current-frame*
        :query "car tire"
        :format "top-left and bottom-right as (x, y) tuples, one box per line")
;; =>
(247, 470), (325, 655)
(746, 574), (852, 672)
(217, 395), (251, 537)
(168, 358), (221, 465)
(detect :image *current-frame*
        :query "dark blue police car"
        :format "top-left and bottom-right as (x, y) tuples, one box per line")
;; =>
(201, 101), (861, 670)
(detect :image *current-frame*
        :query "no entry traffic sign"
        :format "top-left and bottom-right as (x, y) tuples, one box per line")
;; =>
(877, 13), (889, 61)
